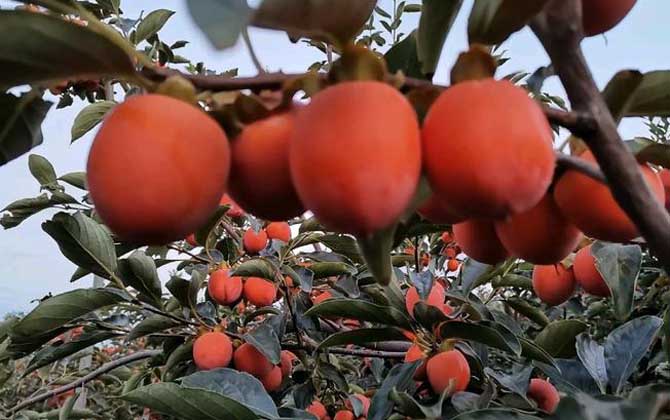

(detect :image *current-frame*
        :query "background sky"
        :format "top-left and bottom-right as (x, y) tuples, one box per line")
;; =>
(0, 0), (667, 314)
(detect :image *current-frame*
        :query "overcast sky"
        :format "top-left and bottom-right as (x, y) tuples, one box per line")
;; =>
(0, 0), (668, 314)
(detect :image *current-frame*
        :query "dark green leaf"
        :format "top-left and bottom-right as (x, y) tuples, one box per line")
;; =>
(231, 258), (276, 280)
(71, 101), (115, 142)
(305, 298), (412, 330)
(127, 314), (179, 341)
(459, 259), (494, 295)
(243, 323), (281, 364)
(318, 327), (407, 349)
(385, 31), (423, 79)
(118, 250), (162, 308)
(534, 319), (587, 358)
(601, 70), (644, 124)
(592, 241), (641, 320)
(626, 70), (670, 117)
(467, 0), (548, 45)
(1, 194), (52, 229)
(310, 261), (356, 279)
(417, 0), (462, 75)
(519, 338), (558, 370)
(0, 92), (52, 166)
(368, 362), (418, 420)
(134, 9), (175, 44)
(28, 153), (57, 187)
(451, 409), (541, 419)
(59, 172), (87, 190)
(439, 321), (521, 355)
(575, 333), (607, 394)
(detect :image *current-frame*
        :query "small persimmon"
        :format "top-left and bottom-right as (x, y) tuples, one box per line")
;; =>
(243, 228), (268, 254)
(573, 245), (610, 297)
(260, 366), (283, 392)
(280, 350), (297, 378)
(208, 269), (243, 305)
(233, 342), (273, 377)
(266, 221), (291, 243)
(426, 350), (470, 394)
(243, 277), (277, 307)
(193, 332), (233, 370)
(307, 400), (328, 420)
(527, 378), (560, 413)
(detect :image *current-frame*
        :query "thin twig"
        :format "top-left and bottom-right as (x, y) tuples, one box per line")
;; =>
(10, 350), (161, 413)
(138, 302), (200, 327)
(166, 244), (212, 264)
(544, 106), (597, 138)
(555, 152), (607, 183)
(242, 27), (265, 74)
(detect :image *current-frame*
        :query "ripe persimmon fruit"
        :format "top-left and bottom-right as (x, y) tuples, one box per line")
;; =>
(405, 283), (446, 317)
(447, 259), (460, 272)
(266, 221), (291, 243)
(582, 0), (637, 36)
(290, 81), (421, 235)
(532, 263), (576, 306)
(495, 194), (582, 265)
(422, 79), (554, 219)
(554, 151), (665, 243)
(87, 94), (230, 244)
(233, 342), (273, 377)
(453, 219), (509, 265)
(333, 410), (355, 420)
(221, 194), (245, 218)
(243, 228), (268, 254)
(527, 378), (560, 413)
(243, 277), (277, 307)
(260, 366), (283, 392)
(307, 400), (328, 420)
(193, 331), (233, 370)
(280, 350), (297, 378)
(208, 269), (243, 305)
(426, 349), (470, 394)
(312, 290), (333, 305)
(229, 112), (305, 220)
(418, 195), (466, 224)
(573, 244), (610, 297)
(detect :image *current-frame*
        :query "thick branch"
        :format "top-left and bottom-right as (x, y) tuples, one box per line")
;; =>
(555, 152), (606, 183)
(544, 106), (597, 138)
(531, 0), (670, 271)
(10, 350), (161, 413)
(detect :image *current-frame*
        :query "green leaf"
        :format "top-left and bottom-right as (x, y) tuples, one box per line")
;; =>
(459, 259), (494, 295)
(592, 241), (641, 320)
(253, 0), (377, 45)
(575, 333), (608, 394)
(186, 0), (252, 49)
(166, 276), (191, 308)
(10, 288), (129, 339)
(28, 153), (58, 187)
(318, 234), (362, 264)
(601, 70), (644, 124)
(305, 298), (412, 330)
(310, 261), (356, 279)
(519, 338), (558, 370)
(506, 297), (549, 327)
(317, 327), (408, 349)
(59, 391), (79, 420)
(231, 258), (276, 280)
(181, 368), (278, 418)
(134, 9), (175, 44)
(243, 324), (281, 365)
(626, 70), (670, 117)
(122, 382), (258, 420)
(630, 138), (670, 168)
(1, 194), (52, 229)
(118, 251), (163, 308)
(127, 314), (180, 341)
(385, 31), (423, 79)
(71, 101), (116, 142)
(0, 92), (52, 166)
(0, 10), (135, 89)
(417, 0), (463, 75)
(59, 172), (87, 190)
(24, 329), (120, 376)
(439, 321), (521, 355)
(534, 319), (588, 358)
(451, 409), (541, 419)
(368, 362), (419, 420)
(162, 340), (193, 381)
(42, 212), (118, 279)
(467, 0), (549, 45)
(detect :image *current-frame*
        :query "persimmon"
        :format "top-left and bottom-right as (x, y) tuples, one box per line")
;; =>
(307, 400), (328, 420)
(660, 169), (670, 210)
(418, 196), (466, 224)
(405, 344), (428, 379)
(280, 350), (297, 377)
(345, 394), (370, 416)
(266, 221), (291, 243)
(260, 366), (283, 392)
(185, 234), (198, 247)
(87, 94), (230, 244)
(243, 228), (268, 254)
(290, 81), (421, 235)
(495, 194), (582, 264)
(554, 151), (664, 242)
(333, 410), (355, 420)
(221, 194), (245, 218)
(405, 283), (446, 317)
(422, 79), (554, 219)
(243, 277), (277, 307)
(441, 231), (453, 244)
(233, 342), (273, 377)
(426, 349), (470, 394)
(446, 259), (459, 272)
(208, 269), (243, 305)
(312, 290), (333, 305)
(532, 263), (576, 306)
(229, 112), (305, 220)
(573, 245), (610, 297)
(527, 378), (560, 413)
(193, 331), (233, 370)
(453, 219), (509, 265)
(582, 0), (637, 36)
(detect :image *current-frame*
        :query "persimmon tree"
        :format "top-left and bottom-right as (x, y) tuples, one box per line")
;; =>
(2, 0), (670, 419)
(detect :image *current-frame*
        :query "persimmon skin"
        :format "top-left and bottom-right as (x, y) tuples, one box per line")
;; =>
(87, 94), (230, 244)
(312, 290), (333, 305)
(554, 151), (665, 243)
(333, 410), (355, 420)
(266, 221), (291, 243)
(260, 366), (283, 392)
(290, 81), (421, 236)
(229, 112), (305, 220)
(582, 0), (637, 36)
(447, 259), (460, 272)
(208, 269), (243, 305)
(405, 283), (446, 318)
(660, 169), (670, 210)
(243, 229), (268, 254)
(192, 332), (233, 370)
(243, 277), (277, 307)
(453, 219), (510, 265)
(307, 400), (328, 420)
(495, 194), (582, 265)
(418, 195), (467, 224)
(405, 344), (428, 379)
(573, 245), (610, 297)
(280, 350), (297, 378)
(233, 342), (273, 377)
(532, 264), (576, 306)
(422, 79), (554, 219)
(527, 378), (560, 413)
(426, 350), (471, 394)
(221, 194), (245, 218)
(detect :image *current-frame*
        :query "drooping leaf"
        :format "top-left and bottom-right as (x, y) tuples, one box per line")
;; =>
(28, 154), (58, 187)
(459, 259), (494, 295)
(385, 31), (423, 79)
(42, 212), (117, 279)
(305, 298), (412, 330)
(243, 323), (281, 364)
(626, 70), (670, 117)
(59, 172), (87, 190)
(0, 11), (135, 89)
(484, 366), (532, 400)
(134, 9), (175, 44)
(592, 241), (641, 320)
(368, 362), (419, 420)
(0, 92), (52, 166)
(71, 101), (115, 142)
(601, 70), (644, 124)
(575, 333), (608, 394)
(231, 258), (276, 280)
(317, 327), (408, 349)
(118, 251), (163, 308)
(1, 194), (51, 229)
(417, 0), (463, 75)
(186, 0), (252, 49)
(467, 0), (549, 45)
(127, 314), (180, 341)
(439, 321), (521, 356)
(534, 319), (587, 358)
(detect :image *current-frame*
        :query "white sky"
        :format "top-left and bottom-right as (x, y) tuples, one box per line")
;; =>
(0, 0), (668, 314)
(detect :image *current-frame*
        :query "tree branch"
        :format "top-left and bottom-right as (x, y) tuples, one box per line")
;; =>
(10, 350), (161, 413)
(531, 0), (670, 271)
(544, 106), (597, 138)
